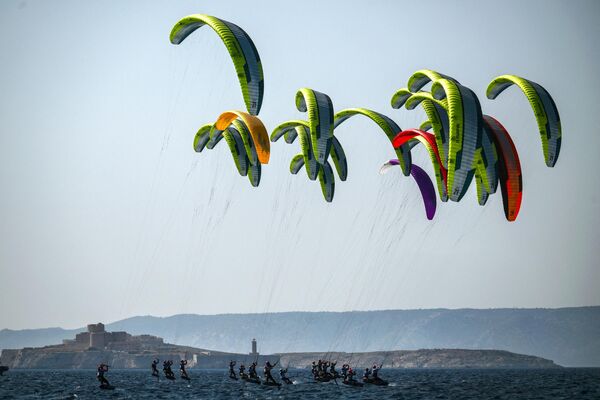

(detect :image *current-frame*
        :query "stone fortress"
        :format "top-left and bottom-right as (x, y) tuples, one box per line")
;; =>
(61, 323), (163, 351)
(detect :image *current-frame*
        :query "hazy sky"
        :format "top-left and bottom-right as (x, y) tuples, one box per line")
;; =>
(1, 0), (599, 330)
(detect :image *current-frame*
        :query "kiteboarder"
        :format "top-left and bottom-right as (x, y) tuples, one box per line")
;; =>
(239, 363), (246, 378)
(372, 364), (382, 379)
(279, 367), (292, 384)
(329, 361), (338, 377)
(180, 360), (190, 380)
(248, 362), (258, 379)
(346, 367), (357, 382)
(364, 363), (388, 385)
(229, 360), (237, 379)
(163, 360), (175, 379)
(363, 367), (371, 381)
(151, 359), (160, 377)
(341, 363), (349, 380)
(97, 363), (110, 388)
(263, 361), (278, 384)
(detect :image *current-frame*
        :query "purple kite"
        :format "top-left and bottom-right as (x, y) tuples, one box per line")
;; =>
(380, 161), (437, 220)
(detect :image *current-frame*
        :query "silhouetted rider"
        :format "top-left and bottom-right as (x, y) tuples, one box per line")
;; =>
(97, 363), (110, 386)
(263, 361), (278, 384)
(229, 360), (237, 378)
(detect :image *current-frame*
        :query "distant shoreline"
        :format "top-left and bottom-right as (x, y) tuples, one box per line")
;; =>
(1, 345), (560, 370)
(2, 307), (598, 367)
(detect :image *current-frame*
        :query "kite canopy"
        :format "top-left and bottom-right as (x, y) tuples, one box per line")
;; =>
(483, 115), (523, 221)
(380, 161), (437, 220)
(215, 111), (270, 164)
(393, 129), (448, 202)
(487, 75), (561, 167)
(295, 88), (334, 165)
(170, 14), (264, 115)
(192, 111), (268, 187)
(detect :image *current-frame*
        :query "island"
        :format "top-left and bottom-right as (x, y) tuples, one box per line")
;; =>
(0, 322), (560, 370)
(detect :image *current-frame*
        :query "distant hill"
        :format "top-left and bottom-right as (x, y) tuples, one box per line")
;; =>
(0, 327), (84, 350)
(278, 349), (559, 369)
(2, 307), (599, 367)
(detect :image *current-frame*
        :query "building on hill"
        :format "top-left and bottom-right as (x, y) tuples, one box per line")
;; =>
(67, 323), (151, 350)
(0, 324), (278, 369)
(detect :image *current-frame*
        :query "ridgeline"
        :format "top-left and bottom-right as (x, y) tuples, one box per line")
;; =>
(2, 307), (598, 367)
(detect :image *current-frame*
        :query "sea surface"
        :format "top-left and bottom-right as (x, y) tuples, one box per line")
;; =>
(0, 368), (599, 399)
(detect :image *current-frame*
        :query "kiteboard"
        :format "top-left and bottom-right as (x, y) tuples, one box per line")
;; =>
(242, 376), (261, 384)
(363, 377), (389, 386)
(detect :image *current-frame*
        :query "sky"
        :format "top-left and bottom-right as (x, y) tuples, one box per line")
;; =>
(0, 0), (599, 330)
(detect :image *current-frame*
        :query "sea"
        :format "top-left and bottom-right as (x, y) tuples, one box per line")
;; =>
(1, 368), (599, 399)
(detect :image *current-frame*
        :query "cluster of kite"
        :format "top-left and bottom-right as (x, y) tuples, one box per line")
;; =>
(170, 14), (562, 221)
(170, 15), (270, 187)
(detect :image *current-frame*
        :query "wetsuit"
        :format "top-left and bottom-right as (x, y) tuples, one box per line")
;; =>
(311, 363), (317, 378)
(341, 364), (349, 380)
(363, 368), (371, 381)
(263, 361), (278, 384)
(151, 359), (159, 376)
(347, 368), (356, 382)
(229, 361), (237, 378)
(280, 368), (292, 384)
(164, 361), (174, 378)
(180, 360), (189, 379)
(330, 362), (337, 377)
(372, 364), (381, 379)
(248, 363), (257, 379)
(97, 364), (109, 386)
(239, 364), (246, 377)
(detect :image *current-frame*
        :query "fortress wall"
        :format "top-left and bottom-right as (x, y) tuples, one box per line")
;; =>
(89, 332), (105, 349)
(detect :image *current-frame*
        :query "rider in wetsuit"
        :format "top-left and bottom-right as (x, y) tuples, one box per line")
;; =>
(229, 361), (237, 378)
(363, 367), (371, 381)
(239, 363), (246, 377)
(329, 361), (337, 377)
(263, 361), (278, 384)
(180, 360), (189, 379)
(347, 367), (356, 382)
(163, 360), (174, 378)
(372, 364), (381, 379)
(311, 361), (317, 378)
(97, 363), (110, 387)
(151, 359), (160, 376)
(279, 367), (292, 384)
(341, 364), (349, 380)
(248, 362), (258, 379)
